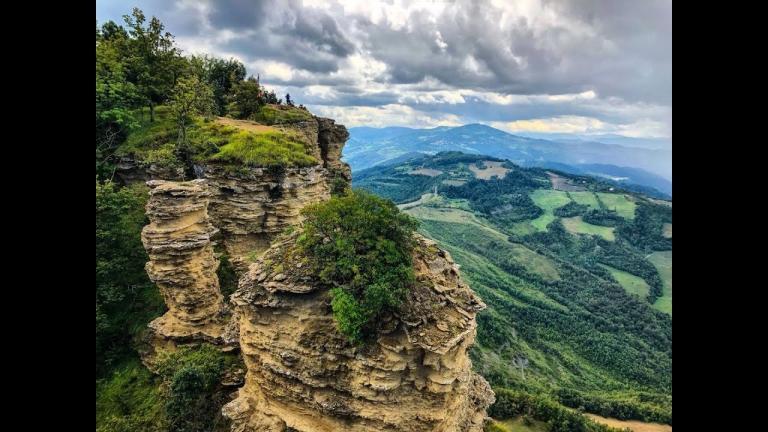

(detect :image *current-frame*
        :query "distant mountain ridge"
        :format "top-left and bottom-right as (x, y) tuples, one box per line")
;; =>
(344, 124), (671, 195)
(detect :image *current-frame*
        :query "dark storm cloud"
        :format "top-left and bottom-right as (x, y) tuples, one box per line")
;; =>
(208, 0), (269, 29)
(351, 0), (670, 104)
(210, 0), (354, 73)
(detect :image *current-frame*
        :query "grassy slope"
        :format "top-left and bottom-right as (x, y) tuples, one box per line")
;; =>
(528, 190), (571, 231)
(407, 205), (560, 282)
(118, 106), (318, 169)
(353, 153), (672, 424)
(599, 264), (651, 299)
(413, 208), (670, 389)
(562, 216), (616, 241)
(598, 193), (637, 219)
(647, 251), (672, 315)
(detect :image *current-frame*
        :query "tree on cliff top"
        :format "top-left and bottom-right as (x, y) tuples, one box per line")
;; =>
(298, 190), (419, 343)
(168, 75), (215, 147)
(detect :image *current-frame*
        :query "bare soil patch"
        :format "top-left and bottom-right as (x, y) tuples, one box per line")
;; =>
(585, 414), (671, 432)
(662, 223), (672, 238)
(409, 168), (443, 177)
(547, 171), (586, 191)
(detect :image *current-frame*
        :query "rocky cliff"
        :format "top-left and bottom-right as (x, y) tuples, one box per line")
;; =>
(222, 232), (494, 432)
(136, 113), (494, 430)
(121, 115), (351, 271)
(139, 179), (236, 365)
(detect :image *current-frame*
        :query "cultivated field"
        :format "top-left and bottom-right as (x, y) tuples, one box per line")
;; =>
(441, 179), (467, 186)
(562, 216), (615, 241)
(648, 251), (672, 315)
(598, 193), (637, 219)
(470, 161), (510, 179)
(529, 189), (571, 231)
(586, 414), (672, 432)
(599, 264), (650, 299)
(569, 191), (601, 209)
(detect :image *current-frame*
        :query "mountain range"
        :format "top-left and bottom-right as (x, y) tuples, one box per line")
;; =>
(344, 124), (672, 196)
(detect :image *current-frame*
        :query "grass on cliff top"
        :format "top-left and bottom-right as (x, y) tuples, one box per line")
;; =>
(251, 103), (313, 124)
(118, 106), (318, 169)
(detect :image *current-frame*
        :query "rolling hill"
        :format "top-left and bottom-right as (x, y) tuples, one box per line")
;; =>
(353, 151), (672, 427)
(345, 124), (672, 197)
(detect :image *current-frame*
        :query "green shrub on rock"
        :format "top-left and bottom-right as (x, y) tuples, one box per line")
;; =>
(298, 190), (419, 344)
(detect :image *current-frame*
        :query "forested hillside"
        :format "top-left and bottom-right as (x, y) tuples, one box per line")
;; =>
(96, 9), (318, 432)
(354, 152), (673, 429)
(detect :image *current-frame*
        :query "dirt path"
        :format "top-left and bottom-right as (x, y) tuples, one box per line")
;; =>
(397, 193), (435, 210)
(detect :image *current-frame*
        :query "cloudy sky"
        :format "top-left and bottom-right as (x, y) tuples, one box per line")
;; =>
(96, 0), (671, 147)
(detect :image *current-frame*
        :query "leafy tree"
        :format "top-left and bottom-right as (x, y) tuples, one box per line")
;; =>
(122, 8), (181, 122)
(188, 55), (246, 115)
(96, 21), (141, 179)
(168, 75), (215, 147)
(298, 190), (419, 343)
(157, 345), (232, 432)
(264, 89), (279, 104)
(228, 76), (263, 119)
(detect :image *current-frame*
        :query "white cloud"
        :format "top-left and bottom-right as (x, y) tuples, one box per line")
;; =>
(490, 115), (669, 139)
(310, 104), (463, 128)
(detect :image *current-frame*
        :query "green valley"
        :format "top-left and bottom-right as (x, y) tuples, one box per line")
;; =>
(354, 151), (673, 428)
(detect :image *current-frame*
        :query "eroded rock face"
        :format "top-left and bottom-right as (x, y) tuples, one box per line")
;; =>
(200, 164), (331, 273)
(317, 117), (352, 182)
(223, 233), (494, 432)
(119, 116), (351, 272)
(140, 179), (232, 358)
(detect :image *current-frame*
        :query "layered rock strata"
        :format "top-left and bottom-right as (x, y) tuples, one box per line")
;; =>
(140, 179), (234, 361)
(201, 164), (331, 272)
(222, 233), (495, 432)
(119, 116), (350, 271)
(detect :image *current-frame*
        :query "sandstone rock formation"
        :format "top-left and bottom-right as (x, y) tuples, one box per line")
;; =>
(201, 164), (331, 273)
(132, 114), (494, 429)
(317, 117), (352, 182)
(140, 179), (233, 362)
(119, 116), (351, 272)
(222, 232), (495, 432)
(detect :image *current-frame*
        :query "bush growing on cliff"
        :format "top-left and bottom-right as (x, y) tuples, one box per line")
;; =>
(298, 190), (419, 343)
(157, 344), (240, 432)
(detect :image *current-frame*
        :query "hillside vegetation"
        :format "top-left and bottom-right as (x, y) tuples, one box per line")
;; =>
(354, 151), (672, 428)
(96, 9), (320, 432)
